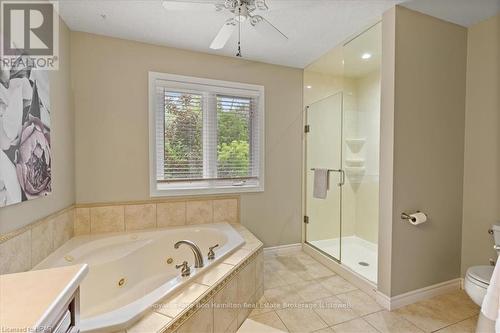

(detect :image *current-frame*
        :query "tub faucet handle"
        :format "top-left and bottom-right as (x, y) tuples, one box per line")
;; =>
(176, 261), (191, 277)
(208, 244), (219, 260)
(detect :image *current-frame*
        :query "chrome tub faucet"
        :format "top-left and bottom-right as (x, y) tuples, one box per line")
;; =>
(174, 240), (204, 268)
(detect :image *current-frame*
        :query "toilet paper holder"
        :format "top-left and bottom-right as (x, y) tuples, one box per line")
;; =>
(401, 211), (426, 223)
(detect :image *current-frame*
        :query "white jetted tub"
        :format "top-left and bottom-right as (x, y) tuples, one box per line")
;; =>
(34, 223), (245, 332)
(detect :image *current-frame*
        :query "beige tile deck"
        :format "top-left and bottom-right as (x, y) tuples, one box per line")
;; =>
(196, 262), (234, 286)
(240, 249), (480, 333)
(224, 248), (253, 265)
(155, 283), (209, 318)
(126, 311), (171, 333)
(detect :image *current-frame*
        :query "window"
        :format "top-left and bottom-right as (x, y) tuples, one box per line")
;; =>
(149, 72), (264, 196)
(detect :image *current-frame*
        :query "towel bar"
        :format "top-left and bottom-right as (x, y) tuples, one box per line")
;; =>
(310, 168), (345, 186)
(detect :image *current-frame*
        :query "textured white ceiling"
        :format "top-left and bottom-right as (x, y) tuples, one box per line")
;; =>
(402, 0), (500, 27)
(58, 0), (500, 69)
(58, 0), (402, 68)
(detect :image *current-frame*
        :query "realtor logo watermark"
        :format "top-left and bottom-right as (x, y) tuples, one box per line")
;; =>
(1, 1), (59, 70)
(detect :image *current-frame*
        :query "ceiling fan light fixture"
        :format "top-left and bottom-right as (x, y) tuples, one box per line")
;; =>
(207, 0), (287, 55)
(235, 5), (248, 22)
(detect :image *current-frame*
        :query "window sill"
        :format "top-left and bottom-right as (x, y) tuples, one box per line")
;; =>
(150, 184), (264, 197)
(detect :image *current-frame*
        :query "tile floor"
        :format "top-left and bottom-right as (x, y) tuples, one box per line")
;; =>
(245, 249), (479, 333)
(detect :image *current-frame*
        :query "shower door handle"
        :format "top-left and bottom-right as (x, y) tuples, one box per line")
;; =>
(330, 169), (345, 187)
(338, 169), (345, 187)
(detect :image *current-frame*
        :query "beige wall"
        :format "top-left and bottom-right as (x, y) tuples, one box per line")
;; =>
(70, 32), (303, 247)
(461, 13), (500, 275)
(0, 19), (75, 235)
(378, 6), (396, 296)
(380, 6), (467, 296)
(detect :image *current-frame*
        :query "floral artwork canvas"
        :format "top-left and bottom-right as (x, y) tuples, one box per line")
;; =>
(0, 57), (51, 207)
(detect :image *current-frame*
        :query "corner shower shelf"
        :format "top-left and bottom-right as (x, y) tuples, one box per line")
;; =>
(345, 166), (365, 185)
(345, 166), (366, 175)
(345, 158), (365, 167)
(345, 138), (366, 153)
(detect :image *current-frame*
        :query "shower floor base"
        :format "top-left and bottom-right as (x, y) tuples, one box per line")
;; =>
(309, 236), (377, 283)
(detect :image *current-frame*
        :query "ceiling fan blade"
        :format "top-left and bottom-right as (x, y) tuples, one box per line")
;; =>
(162, 0), (221, 11)
(210, 19), (236, 49)
(250, 15), (288, 41)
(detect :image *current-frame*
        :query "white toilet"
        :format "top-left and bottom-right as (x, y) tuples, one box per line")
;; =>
(464, 224), (500, 306)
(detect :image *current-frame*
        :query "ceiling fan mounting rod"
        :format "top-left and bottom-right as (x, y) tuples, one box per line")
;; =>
(219, 0), (268, 14)
(208, 0), (287, 53)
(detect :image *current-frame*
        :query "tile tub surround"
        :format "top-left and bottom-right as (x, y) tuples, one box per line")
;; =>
(121, 223), (264, 333)
(1, 196), (238, 275)
(74, 197), (240, 235)
(248, 249), (479, 333)
(0, 206), (75, 275)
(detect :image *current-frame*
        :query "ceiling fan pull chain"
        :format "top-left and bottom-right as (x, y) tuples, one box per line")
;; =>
(236, 6), (242, 57)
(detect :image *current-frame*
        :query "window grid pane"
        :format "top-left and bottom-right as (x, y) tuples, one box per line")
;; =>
(163, 91), (203, 179)
(217, 95), (252, 178)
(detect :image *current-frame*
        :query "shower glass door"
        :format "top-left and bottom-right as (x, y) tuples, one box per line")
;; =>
(305, 92), (343, 262)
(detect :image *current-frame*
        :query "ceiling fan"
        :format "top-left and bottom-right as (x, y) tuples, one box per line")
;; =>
(162, 0), (288, 56)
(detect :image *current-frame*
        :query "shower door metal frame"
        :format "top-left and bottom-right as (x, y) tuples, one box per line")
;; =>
(303, 91), (344, 264)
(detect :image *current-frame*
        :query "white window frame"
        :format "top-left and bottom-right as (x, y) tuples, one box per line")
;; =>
(148, 72), (265, 196)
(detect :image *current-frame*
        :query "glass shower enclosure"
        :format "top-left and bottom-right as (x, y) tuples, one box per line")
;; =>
(304, 93), (344, 262)
(304, 22), (381, 283)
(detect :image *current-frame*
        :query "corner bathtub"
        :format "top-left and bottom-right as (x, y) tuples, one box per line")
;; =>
(34, 223), (245, 332)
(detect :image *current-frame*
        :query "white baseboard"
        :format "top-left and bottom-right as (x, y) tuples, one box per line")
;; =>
(376, 292), (391, 310)
(264, 243), (302, 255)
(378, 278), (463, 310)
